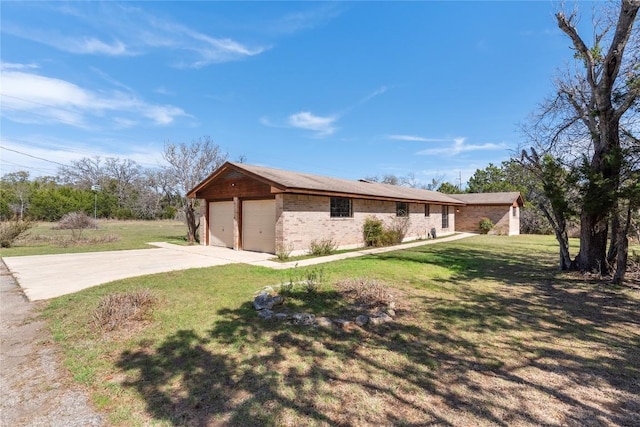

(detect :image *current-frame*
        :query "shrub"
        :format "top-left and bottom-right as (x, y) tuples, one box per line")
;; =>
(91, 289), (157, 332)
(308, 238), (337, 256)
(364, 215), (410, 247)
(304, 266), (326, 294)
(56, 212), (98, 239)
(479, 217), (495, 234)
(0, 220), (33, 248)
(275, 243), (293, 261)
(364, 216), (384, 247)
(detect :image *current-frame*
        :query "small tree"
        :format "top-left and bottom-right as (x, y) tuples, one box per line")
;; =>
(57, 212), (97, 240)
(162, 136), (228, 243)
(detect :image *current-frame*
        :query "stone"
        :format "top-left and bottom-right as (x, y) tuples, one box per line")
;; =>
(388, 301), (396, 310)
(257, 309), (274, 320)
(275, 313), (289, 321)
(355, 315), (369, 326)
(386, 309), (396, 317)
(369, 312), (393, 325)
(253, 291), (284, 310)
(316, 317), (334, 328)
(292, 313), (316, 326)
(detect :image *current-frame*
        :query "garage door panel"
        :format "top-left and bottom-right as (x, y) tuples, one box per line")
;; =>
(209, 201), (234, 248)
(242, 200), (275, 253)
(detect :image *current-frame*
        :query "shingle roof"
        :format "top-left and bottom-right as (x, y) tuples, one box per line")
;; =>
(449, 192), (524, 206)
(189, 161), (465, 205)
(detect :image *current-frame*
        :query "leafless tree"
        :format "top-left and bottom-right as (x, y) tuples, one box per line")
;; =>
(162, 136), (228, 243)
(522, 0), (639, 282)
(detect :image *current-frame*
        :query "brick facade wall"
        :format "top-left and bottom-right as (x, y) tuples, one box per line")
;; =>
(455, 205), (519, 235)
(279, 194), (455, 255)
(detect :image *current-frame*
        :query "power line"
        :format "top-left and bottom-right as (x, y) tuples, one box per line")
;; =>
(0, 146), (69, 167)
(0, 159), (58, 174)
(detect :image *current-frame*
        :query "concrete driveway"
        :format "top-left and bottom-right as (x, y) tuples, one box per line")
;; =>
(2, 243), (276, 301)
(3, 233), (475, 301)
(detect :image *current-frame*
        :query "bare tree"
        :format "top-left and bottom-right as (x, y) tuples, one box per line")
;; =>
(162, 136), (228, 243)
(523, 0), (639, 282)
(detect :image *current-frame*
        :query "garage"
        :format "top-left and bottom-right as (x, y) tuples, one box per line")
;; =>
(242, 199), (276, 253)
(209, 201), (234, 248)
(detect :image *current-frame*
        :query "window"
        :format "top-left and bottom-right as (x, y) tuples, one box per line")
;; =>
(330, 197), (352, 218)
(396, 202), (409, 217)
(512, 206), (517, 217)
(425, 203), (430, 217)
(442, 205), (449, 228)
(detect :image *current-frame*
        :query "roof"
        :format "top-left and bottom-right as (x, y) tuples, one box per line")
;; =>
(188, 161), (465, 205)
(449, 192), (524, 206)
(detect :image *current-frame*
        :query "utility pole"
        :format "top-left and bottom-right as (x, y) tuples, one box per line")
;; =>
(91, 185), (101, 219)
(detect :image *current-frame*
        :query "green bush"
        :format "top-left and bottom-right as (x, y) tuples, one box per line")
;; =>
(364, 215), (410, 247)
(308, 238), (337, 256)
(0, 220), (33, 248)
(364, 216), (384, 247)
(479, 217), (495, 234)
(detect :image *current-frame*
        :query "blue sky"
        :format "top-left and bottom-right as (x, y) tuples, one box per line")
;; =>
(1, 1), (591, 187)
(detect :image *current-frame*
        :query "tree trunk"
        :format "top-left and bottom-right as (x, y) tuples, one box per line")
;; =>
(613, 203), (632, 285)
(184, 200), (200, 244)
(576, 211), (610, 274)
(538, 202), (574, 270)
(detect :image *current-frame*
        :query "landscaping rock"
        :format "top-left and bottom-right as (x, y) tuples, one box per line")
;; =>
(316, 317), (334, 328)
(369, 312), (393, 325)
(274, 313), (289, 321)
(253, 291), (284, 310)
(386, 309), (396, 317)
(388, 301), (396, 310)
(355, 315), (369, 326)
(257, 309), (275, 320)
(292, 313), (315, 326)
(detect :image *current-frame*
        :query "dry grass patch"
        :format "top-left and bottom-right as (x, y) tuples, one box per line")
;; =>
(91, 289), (157, 333)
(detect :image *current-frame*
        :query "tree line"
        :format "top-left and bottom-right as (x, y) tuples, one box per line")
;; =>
(1, 137), (227, 243)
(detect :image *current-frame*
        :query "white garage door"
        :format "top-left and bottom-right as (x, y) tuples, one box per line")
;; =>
(242, 199), (276, 253)
(209, 201), (234, 248)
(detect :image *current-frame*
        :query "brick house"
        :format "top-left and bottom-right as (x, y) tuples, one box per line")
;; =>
(450, 192), (524, 235)
(187, 162), (467, 255)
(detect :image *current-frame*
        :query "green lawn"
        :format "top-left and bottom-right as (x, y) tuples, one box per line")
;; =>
(1, 220), (187, 256)
(42, 235), (640, 426)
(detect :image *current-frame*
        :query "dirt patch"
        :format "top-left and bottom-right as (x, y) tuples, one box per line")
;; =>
(0, 260), (103, 427)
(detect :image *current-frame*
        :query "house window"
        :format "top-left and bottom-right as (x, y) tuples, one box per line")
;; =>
(425, 204), (430, 217)
(396, 202), (409, 217)
(442, 205), (449, 228)
(513, 206), (517, 217)
(330, 197), (352, 218)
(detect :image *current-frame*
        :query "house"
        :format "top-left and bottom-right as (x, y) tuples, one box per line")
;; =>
(187, 162), (467, 255)
(449, 192), (524, 235)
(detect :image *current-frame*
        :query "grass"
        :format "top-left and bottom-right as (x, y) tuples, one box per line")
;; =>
(1, 220), (187, 256)
(42, 234), (640, 426)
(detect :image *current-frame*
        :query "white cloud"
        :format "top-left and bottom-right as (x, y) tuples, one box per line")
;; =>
(0, 68), (188, 128)
(2, 4), (268, 67)
(288, 111), (337, 137)
(417, 137), (507, 156)
(388, 135), (448, 142)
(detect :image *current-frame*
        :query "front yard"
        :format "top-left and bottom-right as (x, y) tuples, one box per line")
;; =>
(44, 235), (639, 426)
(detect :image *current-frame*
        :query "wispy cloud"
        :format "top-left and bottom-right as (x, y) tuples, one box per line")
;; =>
(288, 112), (337, 137)
(0, 65), (188, 128)
(267, 4), (343, 35)
(2, 3), (268, 67)
(388, 135), (448, 142)
(416, 137), (507, 156)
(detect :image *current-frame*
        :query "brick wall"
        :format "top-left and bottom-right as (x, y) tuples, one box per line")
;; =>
(279, 194), (455, 255)
(456, 204), (519, 235)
